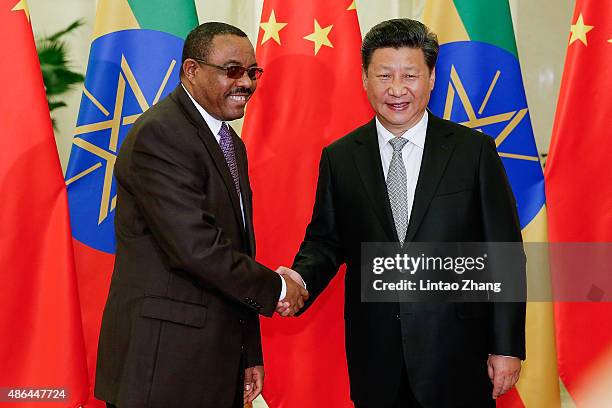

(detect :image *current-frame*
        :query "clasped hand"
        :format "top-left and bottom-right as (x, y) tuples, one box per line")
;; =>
(275, 266), (308, 316)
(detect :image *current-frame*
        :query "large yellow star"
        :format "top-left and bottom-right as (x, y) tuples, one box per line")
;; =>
(304, 19), (334, 55)
(11, 0), (30, 22)
(260, 10), (287, 46)
(569, 13), (594, 46)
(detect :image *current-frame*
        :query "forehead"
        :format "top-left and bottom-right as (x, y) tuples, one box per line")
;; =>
(207, 34), (255, 65)
(369, 47), (427, 68)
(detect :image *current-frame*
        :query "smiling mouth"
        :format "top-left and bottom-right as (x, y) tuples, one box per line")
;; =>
(228, 94), (250, 103)
(387, 102), (409, 111)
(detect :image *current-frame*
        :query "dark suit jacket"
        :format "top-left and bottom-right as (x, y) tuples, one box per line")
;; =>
(293, 114), (526, 408)
(94, 85), (281, 408)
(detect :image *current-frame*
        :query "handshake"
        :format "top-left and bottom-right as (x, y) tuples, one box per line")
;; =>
(275, 266), (309, 317)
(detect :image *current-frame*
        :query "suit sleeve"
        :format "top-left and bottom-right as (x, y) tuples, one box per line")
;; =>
(478, 136), (526, 359)
(292, 148), (346, 311)
(244, 315), (263, 367)
(127, 120), (281, 317)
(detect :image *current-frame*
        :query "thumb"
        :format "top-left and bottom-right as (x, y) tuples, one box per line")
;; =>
(244, 368), (253, 391)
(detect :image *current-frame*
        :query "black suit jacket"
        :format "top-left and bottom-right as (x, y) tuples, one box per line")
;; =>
(94, 85), (281, 408)
(293, 114), (526, 408)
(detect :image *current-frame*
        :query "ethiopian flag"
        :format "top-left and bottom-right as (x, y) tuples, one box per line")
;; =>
(424, 1), (560, 407)
(64, 1), (197, 405)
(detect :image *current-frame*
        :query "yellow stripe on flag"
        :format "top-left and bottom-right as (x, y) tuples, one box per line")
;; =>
(423, 0), (469, 44)
(92, 0), (139, 41)
(519, 207), (561, 407)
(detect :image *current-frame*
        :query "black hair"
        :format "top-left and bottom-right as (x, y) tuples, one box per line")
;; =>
(361, 19), (439, 72)
(181, 22), (248, 64)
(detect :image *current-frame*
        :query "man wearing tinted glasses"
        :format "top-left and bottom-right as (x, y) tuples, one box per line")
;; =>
(95, 22), (308, 408)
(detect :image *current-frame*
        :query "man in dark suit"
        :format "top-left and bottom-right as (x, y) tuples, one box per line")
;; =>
(94, 22), (308, 408)
(277, 19), (525, 407)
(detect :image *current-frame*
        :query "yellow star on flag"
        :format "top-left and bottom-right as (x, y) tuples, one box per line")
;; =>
(569, 13), (594, 46)
(260, 10), (287, 46)
(304, 19), (334, 55)
(11, 0), (30, 22)
(347, 0), (357, 11)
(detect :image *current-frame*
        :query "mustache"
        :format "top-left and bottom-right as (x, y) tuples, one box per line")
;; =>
(227, 87), (253, 96)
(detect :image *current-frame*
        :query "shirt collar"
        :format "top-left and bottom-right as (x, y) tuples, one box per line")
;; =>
(181, 82), (223, 137)
(375, 110), (428, 150)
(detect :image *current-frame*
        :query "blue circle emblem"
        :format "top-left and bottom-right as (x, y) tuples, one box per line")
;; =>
(428, 41), (545, 228)
(65, 29), (184, 253)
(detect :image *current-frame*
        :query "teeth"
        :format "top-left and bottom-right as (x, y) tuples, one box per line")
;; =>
(229, 95), (247, 101)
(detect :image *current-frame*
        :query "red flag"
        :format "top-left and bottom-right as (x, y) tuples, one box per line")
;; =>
(242, 0), (372, 406)
(545, 0), (612, 404)
(0, 2), (88, 407)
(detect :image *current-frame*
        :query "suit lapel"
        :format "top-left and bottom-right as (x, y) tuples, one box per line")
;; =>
(171, 85), (245, 237)
(351, 119), (398, 242)
(405, 113), (456, 242)
(233, 130), (256, 257)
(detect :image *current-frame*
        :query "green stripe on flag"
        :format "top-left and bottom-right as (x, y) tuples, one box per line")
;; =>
(452, 0), (518, 57)
(127, 0), (198, 39)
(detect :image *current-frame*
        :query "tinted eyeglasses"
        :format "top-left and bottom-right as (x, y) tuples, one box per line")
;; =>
(191, 58), (264, 80)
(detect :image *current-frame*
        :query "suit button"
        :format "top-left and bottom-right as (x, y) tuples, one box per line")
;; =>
(239, 319), (245, 324)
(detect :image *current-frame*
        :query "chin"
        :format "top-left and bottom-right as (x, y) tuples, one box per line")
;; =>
(224, 111), (245, 121)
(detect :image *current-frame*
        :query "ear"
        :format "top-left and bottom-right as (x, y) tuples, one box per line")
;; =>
(182, 59), (198, 83)
(429, 66), (436, 91)
(362, 67), (368, 90)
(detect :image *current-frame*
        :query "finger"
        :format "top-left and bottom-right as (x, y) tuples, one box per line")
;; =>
(277, 266), (292, 275)
(275, 302), (285, 314)
(492, 371), (504, 399)
(500, 372), (514, 397)
(243, 370), (254, 403)
(249, 371), (264, 403)
(243, 386), (254, 405)
(487, 358), (494, 382)
(244, 368), (253, 390)
(276, 301), (290, 314)
(512, 371), (521, 387)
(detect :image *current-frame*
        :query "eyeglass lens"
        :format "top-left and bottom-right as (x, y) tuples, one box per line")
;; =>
(226, 66), (263, 80)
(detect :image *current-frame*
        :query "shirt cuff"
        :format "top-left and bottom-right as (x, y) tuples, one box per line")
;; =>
(278, 275), (287, 301)
(489, 354), (520, 359)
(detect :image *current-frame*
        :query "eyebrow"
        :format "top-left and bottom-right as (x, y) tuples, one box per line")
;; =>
(377, 64), (418, 71)
(223, 59), (258, 68)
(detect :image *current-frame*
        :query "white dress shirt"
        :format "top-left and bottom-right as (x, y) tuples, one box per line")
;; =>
(181, 84), (287, 301)
(376, 111), (428, 228)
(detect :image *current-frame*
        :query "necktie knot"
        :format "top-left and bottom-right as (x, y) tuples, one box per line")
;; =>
(389, 137), (409, 152)
(219, 122), (231, 140)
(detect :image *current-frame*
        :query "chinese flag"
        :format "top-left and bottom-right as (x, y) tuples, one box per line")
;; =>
(545, 0), (612, 405)
(242, 0), (372, 406)
(0, 1), (88, 407)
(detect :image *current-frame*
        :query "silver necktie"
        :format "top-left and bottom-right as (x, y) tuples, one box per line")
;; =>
(387, 137), (409, 244)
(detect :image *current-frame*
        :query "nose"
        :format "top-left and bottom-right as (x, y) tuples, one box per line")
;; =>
(235, 70), (254, 89)
(388, 77), (407, 97)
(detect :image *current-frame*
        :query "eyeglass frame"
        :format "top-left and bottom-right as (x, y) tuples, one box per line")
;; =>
(189, 57), (264, 80)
